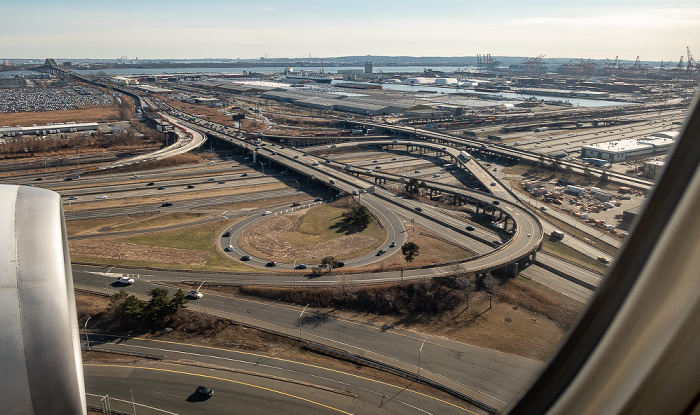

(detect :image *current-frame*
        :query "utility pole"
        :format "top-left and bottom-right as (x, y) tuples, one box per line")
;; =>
(418, 336), (427, 379)
(299, 304), (309, 341)
(84, 316), (92, 351)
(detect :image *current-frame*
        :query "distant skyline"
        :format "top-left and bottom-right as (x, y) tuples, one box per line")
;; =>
(1, 0), (699, 62)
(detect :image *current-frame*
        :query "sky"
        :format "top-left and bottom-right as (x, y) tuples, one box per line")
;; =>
(1, 0), (699, 62)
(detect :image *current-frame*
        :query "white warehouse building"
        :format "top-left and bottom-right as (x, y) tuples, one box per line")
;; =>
(580, 131), (679, 163)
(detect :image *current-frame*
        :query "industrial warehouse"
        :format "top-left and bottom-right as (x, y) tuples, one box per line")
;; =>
(0, 121), (98, 137)
(580, 131), (679, 162)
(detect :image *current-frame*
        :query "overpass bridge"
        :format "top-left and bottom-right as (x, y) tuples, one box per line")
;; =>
(346, 120), (656, 191)
(148, 100), (544, 276)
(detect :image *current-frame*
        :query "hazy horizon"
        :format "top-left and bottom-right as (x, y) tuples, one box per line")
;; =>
(1, 0), (699, 62)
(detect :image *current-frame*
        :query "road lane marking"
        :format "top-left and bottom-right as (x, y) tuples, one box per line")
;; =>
(86, 364), (355, 414)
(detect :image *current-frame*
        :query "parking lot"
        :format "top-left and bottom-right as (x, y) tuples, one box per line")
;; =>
(0, 86), (114, 113)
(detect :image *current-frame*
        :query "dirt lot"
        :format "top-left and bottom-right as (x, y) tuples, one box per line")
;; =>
(0, 102), (130, 126)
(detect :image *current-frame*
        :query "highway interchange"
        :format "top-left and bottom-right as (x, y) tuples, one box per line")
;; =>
(15, 90), (679, 414)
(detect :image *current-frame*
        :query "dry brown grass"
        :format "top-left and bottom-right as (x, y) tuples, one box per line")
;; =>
(70, 240), (210, 266)
(0, 105), (123, 126)
(232, 275), (584, 361)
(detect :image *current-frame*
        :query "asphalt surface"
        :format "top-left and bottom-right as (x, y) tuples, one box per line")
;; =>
(75, 267), (542, 411)
(84, 336), (483, 414)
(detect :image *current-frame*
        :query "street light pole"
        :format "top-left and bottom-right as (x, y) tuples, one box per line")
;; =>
(299, 304), (309, 341)
(85, 316), (92, 351)
(259, 161), (264, 174)
(418, 336), (427, 379)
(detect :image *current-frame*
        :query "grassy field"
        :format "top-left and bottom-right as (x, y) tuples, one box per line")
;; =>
(107, 212), (210, 233)
(240, 200), (387, 264)
(541, 238), (610, 273)
(287, 204), (385, 247)
(71, 219), (254, 272)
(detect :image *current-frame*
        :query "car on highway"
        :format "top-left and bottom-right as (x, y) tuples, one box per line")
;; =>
(493, 200), (500, 205)
(263, 211), (272, 216)
(375, 166), (381, 169)
(292, 202), (301, 206)
(207, 178), (215, 181)
(34, 177), (43, 181)
(225, 245), (234, 252)
(540, 206), (548, 211)
(67, 196), (78, 200)
(222, 230), (231, 237)
(218, 181), (225, 184)
(95, 195), (107, 199)
(207, 161), (215, 165)
(131, 175), (139, 179)
(187, 290), (203, 299)
(414, 170), (420, 173)
(376, 249), (386, 256)
(241, 173), (248, 177)
(157, 186), (166, 190)
(186, 185), (195, 189)
(295, 264), (307, 269)
(336, 261), (345, 267)
(314, 197), (323, 201)
(146, 182), (155, 186)
(373, 160), (378, 163)
(433, 173), (440, 177)
(389, 240), (396, 248)
(493, 240), (503, 246)
(329, 179), (335, 184)
(415, 206), (423, 212)
(597, 256), (611, 264)
(491, 181), (497, 186)
(303, 152), (309, 156)
(195, 386), (213, 398)
(161, 202), (173, 207)
(352, 190), (359, 195)
(265, 261), (277, 267)
(241, 255), (251, 261)
(466, 225), (475, 231)
(294, 155), (299, 159)
(116, 276), (134, 285)
(64, 177), (73, 181)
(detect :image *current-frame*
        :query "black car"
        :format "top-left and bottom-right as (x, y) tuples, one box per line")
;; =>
(415, 206), (423, 212)
(493, 200), (500, 205)
(222, 231), (231, 237)
(336, 261), (345, 267)
(161, 202), (173, 207)
(146, 182), (155, 186)
(157, 186), (166, 190)
(265, 261), (277, 267)
(241, 255), (251, 261)
(295, 264), (307, 269)
(195, 386), (213, 398)
(466, 225), (475, 231)
(186, 185), (195, 189)
(376, 249), (386, 256)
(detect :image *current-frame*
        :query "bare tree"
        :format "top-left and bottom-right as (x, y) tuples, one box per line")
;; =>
(482, 274), (499, 310)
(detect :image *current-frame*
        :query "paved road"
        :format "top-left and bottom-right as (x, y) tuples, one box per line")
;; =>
(75, 268), (542, 411)
(84, 336), (482, 414)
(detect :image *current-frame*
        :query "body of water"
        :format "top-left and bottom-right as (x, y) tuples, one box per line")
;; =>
(71, 65), (472, 76)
